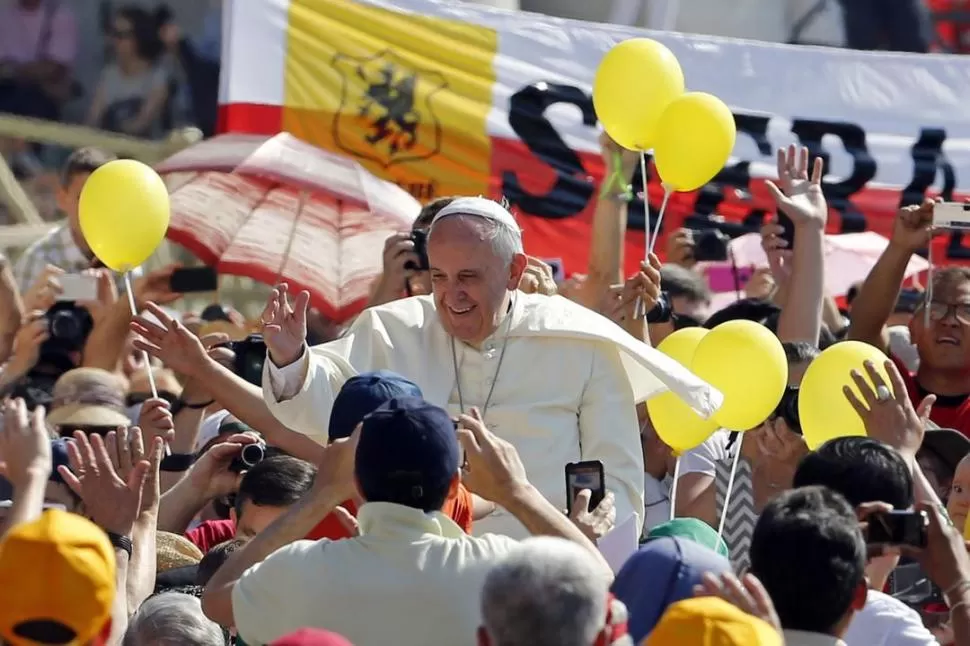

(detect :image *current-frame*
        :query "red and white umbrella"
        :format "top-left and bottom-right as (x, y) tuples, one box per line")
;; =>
(156, 133), (420, 322)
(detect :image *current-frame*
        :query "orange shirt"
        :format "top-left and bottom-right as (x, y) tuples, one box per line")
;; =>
(306, 483), (475, 540)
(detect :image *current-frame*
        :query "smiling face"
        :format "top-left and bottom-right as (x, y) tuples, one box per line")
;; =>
(910, 270), (970, 373)
(427, 216), (527, 346)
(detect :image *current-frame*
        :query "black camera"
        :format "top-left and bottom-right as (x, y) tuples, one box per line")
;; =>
(228, 440), (266, 473)
(41, 302), (93, 363)
(774, 385), (801, 434)
(225, 334), (267, 387)
(690, 229), (730, 263)
(404, 229), (429, 272)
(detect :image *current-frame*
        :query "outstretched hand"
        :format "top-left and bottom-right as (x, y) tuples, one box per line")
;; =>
(131, 303), (208, 378)
(261, 283), (310, 368)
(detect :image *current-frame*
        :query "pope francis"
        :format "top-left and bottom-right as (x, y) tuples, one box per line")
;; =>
(260, 197), (720, 538)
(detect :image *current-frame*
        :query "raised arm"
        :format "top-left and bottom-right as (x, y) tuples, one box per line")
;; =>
(848, 200), (936, 349)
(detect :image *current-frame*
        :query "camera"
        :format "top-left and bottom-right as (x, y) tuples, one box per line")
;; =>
(404, 229), (429, 271)
(41, 302), (93, 365)
(225, 334), (267, 387)
(690, 229), (730, 263)
(228, 440), (266, 473)
(774, 385), (801, 434)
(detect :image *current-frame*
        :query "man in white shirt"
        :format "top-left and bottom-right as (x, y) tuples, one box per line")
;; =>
(200, 397), (612, 646)
(259, 197), (720, 538)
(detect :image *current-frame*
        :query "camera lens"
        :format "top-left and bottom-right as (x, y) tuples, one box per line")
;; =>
(49, 311), (80, 343)
(239, 442), (265, 468)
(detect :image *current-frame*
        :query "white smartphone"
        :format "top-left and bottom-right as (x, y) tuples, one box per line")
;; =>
(932, 202), (970, 230)
(57, 274), (99, 301)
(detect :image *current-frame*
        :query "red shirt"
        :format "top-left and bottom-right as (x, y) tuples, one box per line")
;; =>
(185, 484), (476, 553)
(893, 354), (970, 437)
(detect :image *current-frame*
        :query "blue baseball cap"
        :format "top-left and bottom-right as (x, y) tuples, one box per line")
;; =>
(328, 371), (423, 441)
(354, 397), (460, 512)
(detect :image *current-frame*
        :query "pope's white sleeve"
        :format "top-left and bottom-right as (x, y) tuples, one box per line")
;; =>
(579, 344), (646, 536)
(265, 345), (309, 401)
(261, 310), (387, 443)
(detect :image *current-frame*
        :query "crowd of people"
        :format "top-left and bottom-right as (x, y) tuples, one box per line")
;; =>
(0, 134), (968, 646)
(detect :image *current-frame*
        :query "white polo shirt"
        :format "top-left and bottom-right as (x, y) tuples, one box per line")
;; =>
(232, 501), (520, 646)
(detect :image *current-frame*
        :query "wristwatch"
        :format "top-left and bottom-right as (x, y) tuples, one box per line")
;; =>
(105, 532), (133, 558)
(160, 452), (196, 472)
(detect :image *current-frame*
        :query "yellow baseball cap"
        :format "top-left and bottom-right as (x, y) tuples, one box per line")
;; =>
(0, 510), (115, 645)
(645, 597), (782, 646)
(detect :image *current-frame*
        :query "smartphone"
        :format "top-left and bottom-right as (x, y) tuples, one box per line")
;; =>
(404, 229), (429, 271)
(867, 510), (928, 547)
(776, 211), (796, 249)
(57, 274), (98, 301)
(887, 562), (939, 605)
(932, 202), (970, 230)
(705, 265), (754, 293)
(565, 460), (605, 515)
(169, 267), (218, 293)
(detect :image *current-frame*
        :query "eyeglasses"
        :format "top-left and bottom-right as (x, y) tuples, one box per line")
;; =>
(922, 301), (970, 325)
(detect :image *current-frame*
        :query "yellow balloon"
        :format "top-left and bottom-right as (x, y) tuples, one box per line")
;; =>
(798, 341), (891, 450)
(691, 320), (787, 431)
(79, 159), (170, 272)
(647, 328), (719, 453)
(653, 92), (737, 192)
(593, 38), (684, 151)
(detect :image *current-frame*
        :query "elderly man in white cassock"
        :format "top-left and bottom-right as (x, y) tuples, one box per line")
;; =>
(260, 197), (720, 538)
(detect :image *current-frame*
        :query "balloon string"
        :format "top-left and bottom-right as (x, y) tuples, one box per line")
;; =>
(648, 186), (672, 257)
(717, 433), (744, 540)
(668, 454), (681, 522)
(124, 271), (158, 400)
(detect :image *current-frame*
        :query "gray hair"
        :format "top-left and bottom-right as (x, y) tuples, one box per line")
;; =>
(480, 537), (608, 646)
(428, 213), (524, 268)
(123, 593), (225, 646)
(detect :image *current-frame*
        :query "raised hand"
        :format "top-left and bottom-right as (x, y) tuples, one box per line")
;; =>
(0, 400), (51, 486)
(22, 264), (64, 313)
(7, 313), (49, 378)
(104, 426), (164, 514)
(844, 359), (933, 461)
(518, 257), (557, 296)
(765, 145), (827, 228)
(892, 198), (938, 253)
(131, 303), (208, 377)
(58, 431), (150, 536)
(695, 572), (782, 632)
(759, 218), (792, 285)
(136, 398), (175, 447)
(260, 283), (310, 368)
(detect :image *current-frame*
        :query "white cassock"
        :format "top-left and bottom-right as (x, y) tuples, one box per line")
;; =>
(263, 292), (721, 538)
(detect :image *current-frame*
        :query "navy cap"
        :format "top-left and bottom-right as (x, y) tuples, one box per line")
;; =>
(355, 397), (460, 512)
(329, 371), (423, 441)
(49, 438), (71, 484)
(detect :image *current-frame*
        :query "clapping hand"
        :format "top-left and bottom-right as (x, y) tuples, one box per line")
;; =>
(261, 283), (310, 368)
(103, 426), (163, 515)
(58, 431), (153, 536)
(0, 399), (51, 486)
(568, 489), (616, 542)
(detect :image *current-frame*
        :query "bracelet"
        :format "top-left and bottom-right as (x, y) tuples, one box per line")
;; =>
(105, 532), (133, 559)
(944, 579), (970, 606)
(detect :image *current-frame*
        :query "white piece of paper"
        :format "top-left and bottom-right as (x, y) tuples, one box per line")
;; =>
(599, 514), (640, 574)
